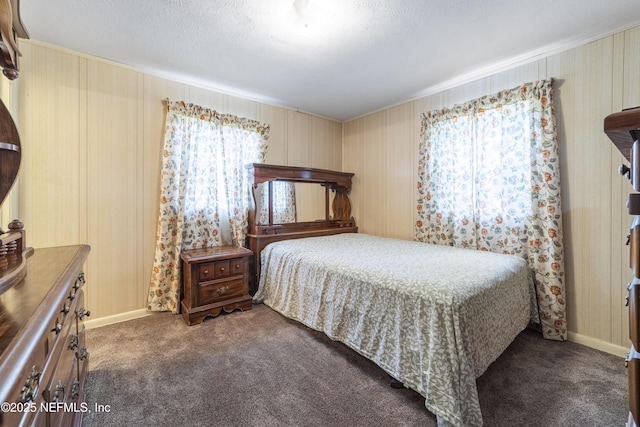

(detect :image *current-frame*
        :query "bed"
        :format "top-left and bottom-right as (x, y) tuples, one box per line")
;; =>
(245, 164), (536, 427)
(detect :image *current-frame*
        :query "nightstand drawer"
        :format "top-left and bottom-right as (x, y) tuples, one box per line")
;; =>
(199, 277), (245, 306)
(199, 260), (232, 280)
(630, 356), (640, 424)
(229, 258), (245, 276)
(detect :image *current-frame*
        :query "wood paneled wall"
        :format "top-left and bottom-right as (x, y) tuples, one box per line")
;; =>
(12, 40), (343, 322)
(344, 25), (640, 355)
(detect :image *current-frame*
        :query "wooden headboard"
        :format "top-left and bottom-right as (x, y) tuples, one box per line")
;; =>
(245, 163), (358, 293)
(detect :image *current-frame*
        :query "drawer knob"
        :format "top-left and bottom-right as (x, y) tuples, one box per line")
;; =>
(62, 304), (70, 314)
(203, 270), (209, 275)
(235, 264), (240, 269)
(69, 333), (79, 350)
(71, 379), (80, 399)
(626, 352), (631, 368)
(216, 285), (229, 295)
(52, 382), (65, 404)
(77, 308), (91, 320)
(620, 164), (631, 179)
(52, 323), (63, 334)
(220, 267), (225, 272)
(78, 346), (88, 361)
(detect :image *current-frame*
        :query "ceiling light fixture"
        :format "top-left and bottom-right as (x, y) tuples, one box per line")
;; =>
(288, 0), (334, 37)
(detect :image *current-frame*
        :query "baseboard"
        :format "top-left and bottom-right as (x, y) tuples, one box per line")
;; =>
(568, 331), (629, 358)
(84, 308), (151, 330)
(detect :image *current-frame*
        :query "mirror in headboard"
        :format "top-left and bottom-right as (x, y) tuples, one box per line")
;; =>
(254, 181), (337, 224)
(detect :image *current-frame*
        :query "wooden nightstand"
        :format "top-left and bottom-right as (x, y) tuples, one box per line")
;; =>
(180, 246), (253, 325)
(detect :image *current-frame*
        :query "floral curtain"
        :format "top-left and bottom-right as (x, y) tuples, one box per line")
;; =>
(415, 80), (565, 341)
(147, 100), (269, 313)
(258, 181), (297, 224)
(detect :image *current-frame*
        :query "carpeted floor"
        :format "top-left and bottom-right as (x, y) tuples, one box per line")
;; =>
(82, 303), (627, 427)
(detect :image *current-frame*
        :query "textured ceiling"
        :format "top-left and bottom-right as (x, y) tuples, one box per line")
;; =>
(19, 0), (640, 121)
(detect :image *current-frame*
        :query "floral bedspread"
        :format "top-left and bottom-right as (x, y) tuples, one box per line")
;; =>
(253, 233), (534, 426)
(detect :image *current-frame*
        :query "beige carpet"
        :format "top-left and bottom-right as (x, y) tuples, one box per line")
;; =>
(83, 303), (627, 427)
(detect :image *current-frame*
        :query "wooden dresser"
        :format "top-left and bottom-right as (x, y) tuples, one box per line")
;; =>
(604, 107), (640, 426)
(180, 246), (253, 325)
(0, 245), (90, 427)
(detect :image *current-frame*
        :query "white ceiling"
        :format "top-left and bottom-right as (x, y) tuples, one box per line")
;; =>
(19, 0), (640, 121)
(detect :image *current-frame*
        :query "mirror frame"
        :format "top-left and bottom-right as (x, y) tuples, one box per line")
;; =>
(246, 163), (355, 236)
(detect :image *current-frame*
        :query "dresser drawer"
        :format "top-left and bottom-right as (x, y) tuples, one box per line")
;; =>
(199, 277), (245, 306)
(229, 258), (245, 276)
(0, 391), (46, 427)
(0, 321), (49, 427)
(0, 346), (47, 427)
(45, 350), (79, 427)
(630, 356), (640, 424)
(75, 323), (89, 401)
(199, 260), (234, 280)
(631, 282), (640, 350)
(632, 221), (640, 278)
(46, 285), (80, 357)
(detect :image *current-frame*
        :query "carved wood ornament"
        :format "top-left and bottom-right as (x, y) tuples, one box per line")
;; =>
(0, 0), (28, 80)
(0, 0), (28, 292)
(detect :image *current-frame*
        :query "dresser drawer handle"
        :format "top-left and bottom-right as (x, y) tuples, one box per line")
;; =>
(20, 366), (41, 403)
(203, 270), (209, 275)
(235, 264), (240, 269)
(52, 323), (63, 334)
(74, 272), (86, 289)
(219, 267), (225, 272)
(216, 285), (229, 295)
